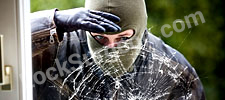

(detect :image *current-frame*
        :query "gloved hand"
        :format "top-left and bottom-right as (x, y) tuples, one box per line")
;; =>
(54, 8), (121, 33)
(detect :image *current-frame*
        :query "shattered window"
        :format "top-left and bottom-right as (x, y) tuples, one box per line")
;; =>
(32, 31), (202, 100)
(30, 0), (213, 100)
(61, 37), (196, 100)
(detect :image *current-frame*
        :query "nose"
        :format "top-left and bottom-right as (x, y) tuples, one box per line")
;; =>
(105, 39), (117, 48)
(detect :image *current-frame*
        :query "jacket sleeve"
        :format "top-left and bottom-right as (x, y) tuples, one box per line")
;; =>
(147, 32), (205, 100)
(188, 69), (205, 100)
(166, 65), (205, 100)
(162, 39), (205, 100)
(162, 40), (206, 100)
(164, 43), (205, 100)
(30, 9), (57, 33)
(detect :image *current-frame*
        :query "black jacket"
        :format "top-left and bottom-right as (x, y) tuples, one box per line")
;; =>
(31, 9), (205, 100)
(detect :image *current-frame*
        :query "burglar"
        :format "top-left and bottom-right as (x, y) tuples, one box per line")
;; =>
(31, 0), (205, 99)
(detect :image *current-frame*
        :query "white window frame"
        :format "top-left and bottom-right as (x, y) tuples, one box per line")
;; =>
(17, 0), (33, 100)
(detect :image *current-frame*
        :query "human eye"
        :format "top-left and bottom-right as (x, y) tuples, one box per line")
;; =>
(93, 35), (108, 45)
(120, 37), (130, 41)
(94, 35), (104, 40)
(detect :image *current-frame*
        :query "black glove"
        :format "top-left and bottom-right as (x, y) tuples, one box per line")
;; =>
(54, 8), (121, 33)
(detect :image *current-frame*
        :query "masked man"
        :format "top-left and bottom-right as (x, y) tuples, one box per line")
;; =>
(31, 0), (205, 99)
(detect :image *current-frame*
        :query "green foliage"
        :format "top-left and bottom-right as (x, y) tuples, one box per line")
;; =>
(31, 0), (85, 12)
(145, 0), (225, 99)
(31, 0), (225, 99)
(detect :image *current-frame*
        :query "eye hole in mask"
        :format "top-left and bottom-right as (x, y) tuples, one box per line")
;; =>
(93, 35), (131, 44)
(90, 29), (135, 46)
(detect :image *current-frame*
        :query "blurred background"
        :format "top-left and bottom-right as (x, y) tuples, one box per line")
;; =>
(31, 0), (225, 100)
